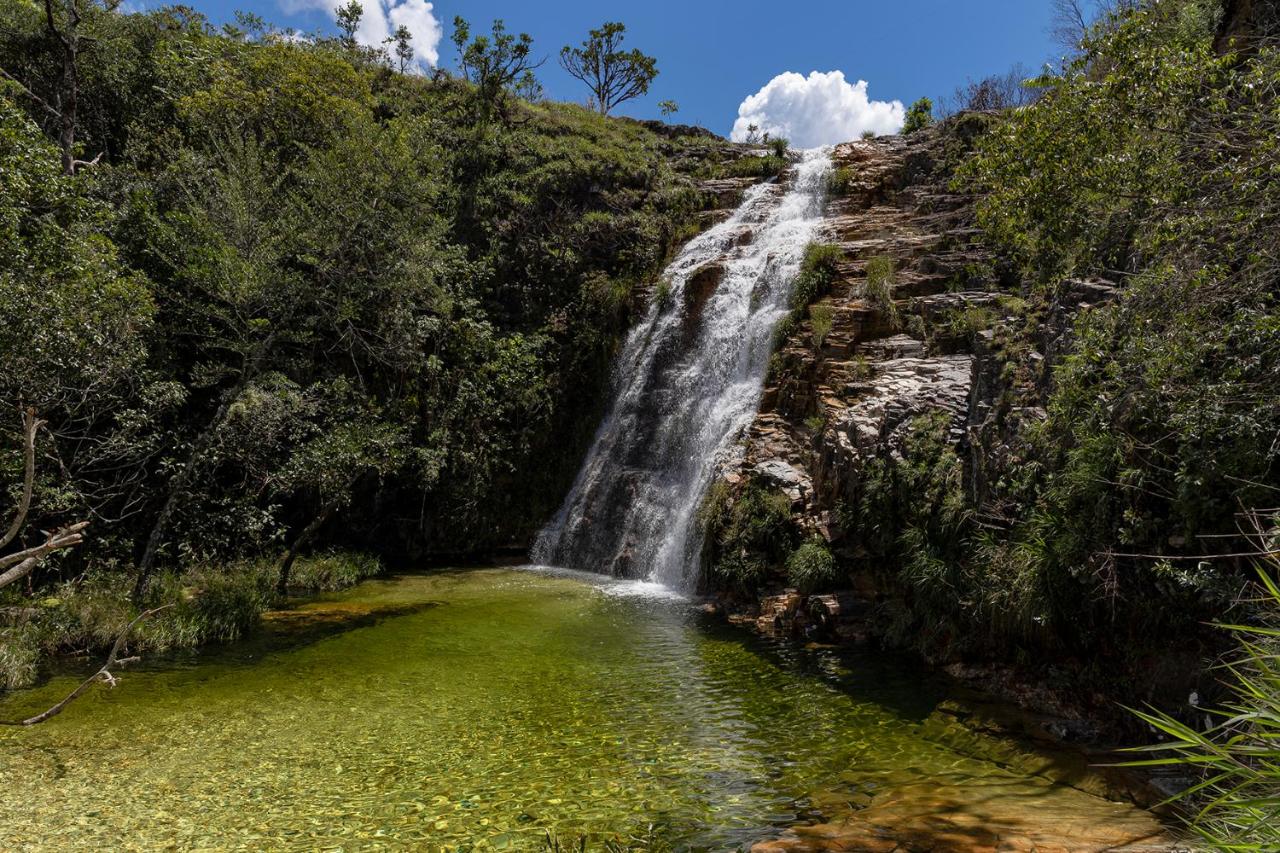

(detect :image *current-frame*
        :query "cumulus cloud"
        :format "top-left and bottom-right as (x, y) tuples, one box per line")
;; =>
(731, 71), (904, 148)
(282, 0), (442, 70)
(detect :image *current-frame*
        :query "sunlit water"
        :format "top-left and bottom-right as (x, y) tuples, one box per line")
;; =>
(1, 569), (1146, 850)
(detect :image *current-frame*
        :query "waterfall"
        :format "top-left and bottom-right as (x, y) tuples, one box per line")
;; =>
(533, 149), (832, 591)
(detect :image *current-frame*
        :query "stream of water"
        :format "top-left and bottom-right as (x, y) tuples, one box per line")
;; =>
(534, 152), (832, 591)
(0, 569), (1161, 850)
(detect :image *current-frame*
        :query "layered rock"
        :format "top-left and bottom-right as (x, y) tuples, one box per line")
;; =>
(709, 123), (999, 597)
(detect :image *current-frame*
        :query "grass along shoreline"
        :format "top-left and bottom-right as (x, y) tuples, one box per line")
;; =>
(0, 551), (382, 691)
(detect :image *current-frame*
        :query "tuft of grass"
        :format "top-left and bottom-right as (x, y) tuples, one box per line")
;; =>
(790, 243), (845, 312)
(653, 277), (673, 308)
(723, 154), (787, 179)
(287, 551), (383, 591)
(1121, 564), (1280, 850)
(827, 167), (855, 196)
(0, 622), (42, 691)
(863, 254), (899, 328)
(0, 551), (383, 691)
(809, 303), (834, 349)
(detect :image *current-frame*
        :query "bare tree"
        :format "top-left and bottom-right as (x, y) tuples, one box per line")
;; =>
(1050, 0), (1092, 52)
(0, 409), (88, 591)
(559, 22), (658, 116)
(938, 64), (1041, 117)
(1050, 0), (1141, 53)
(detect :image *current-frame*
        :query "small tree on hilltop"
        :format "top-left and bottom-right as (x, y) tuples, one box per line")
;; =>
(335, 0), (362, 47)
(902, 96), (934, 134)
(559, 22), (658, 115)
(453, 17), (542, 122)
(388, 24), (414, 73)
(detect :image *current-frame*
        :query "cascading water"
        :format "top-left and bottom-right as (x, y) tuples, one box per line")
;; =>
(534, 149), (832, 591)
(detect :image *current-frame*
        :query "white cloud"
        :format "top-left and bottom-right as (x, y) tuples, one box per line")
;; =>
(282, 0), (442, 70)
(731, 71), (905, 148)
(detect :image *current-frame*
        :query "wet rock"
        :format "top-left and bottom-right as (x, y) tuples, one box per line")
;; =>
(683, 262), (727, 321)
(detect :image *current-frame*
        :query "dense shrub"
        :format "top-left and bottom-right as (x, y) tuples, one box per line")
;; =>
(700, 479), (796, 591)
(902, 97), (934, 134)
(786, 539), (838, 592)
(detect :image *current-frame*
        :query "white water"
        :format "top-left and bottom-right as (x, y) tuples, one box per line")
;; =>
(533, 149), (832, 591)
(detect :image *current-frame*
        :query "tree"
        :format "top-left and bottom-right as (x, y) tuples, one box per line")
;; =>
(335, 0), (362, 47)
(389, 23), (413, 73)
(1050, 0), (1140, 52)
(939, 65), (1040, 116)
(658, 99), (678, 117)
(559, 22), (657, 116)
(452, 17), (541, 122)
(0, 0), (121, 173)
(902, 97), (934, 134)
(271, 417), (405, 593)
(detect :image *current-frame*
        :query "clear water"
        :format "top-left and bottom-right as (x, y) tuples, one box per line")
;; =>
(0, 569), (1158, 851)
(534, 152), (833, 590)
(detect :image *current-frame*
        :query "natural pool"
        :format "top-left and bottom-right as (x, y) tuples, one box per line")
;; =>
(0, 568), (1166, 851)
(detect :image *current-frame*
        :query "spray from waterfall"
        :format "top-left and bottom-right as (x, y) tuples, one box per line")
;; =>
(533, 150), (832, 591)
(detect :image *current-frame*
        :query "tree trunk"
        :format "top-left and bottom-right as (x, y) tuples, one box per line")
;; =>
(277, 501), (340, 595)
(43, 0), (79, 175)
(131, 403), (229, 602)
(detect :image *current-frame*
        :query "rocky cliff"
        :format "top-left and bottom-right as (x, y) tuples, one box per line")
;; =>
(700, 118), (1153, 723)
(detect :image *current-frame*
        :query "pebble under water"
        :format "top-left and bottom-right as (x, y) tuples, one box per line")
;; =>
(0, 568), (1159, 850)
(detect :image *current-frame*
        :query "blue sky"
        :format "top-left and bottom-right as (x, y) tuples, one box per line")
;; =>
(163, 0), (1062, 139)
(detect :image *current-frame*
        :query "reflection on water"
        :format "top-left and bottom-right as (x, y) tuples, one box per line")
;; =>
(0, 568), (1154, 850)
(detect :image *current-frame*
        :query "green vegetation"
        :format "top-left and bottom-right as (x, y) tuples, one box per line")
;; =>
(769, 242), (844, 355)
(786, 539), (838, 592)
(809, 303), (834, 348)
(791, 243), (844, 310)
(827, 166), (855, 196)
(0, 3), (732, 686)
(801, 0), (1280, 705)
(699, 479), (796, 591)
(1125, 564), (1280, 850)
(863, 254), (899, 327)
(723, 152), (788, 179)
(902, 97), (935, 134)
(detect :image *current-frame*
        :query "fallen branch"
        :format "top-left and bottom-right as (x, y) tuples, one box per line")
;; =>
(1, 605), (172, 727)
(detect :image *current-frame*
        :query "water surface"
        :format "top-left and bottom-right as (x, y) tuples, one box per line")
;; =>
(0, 568), (1156, 850)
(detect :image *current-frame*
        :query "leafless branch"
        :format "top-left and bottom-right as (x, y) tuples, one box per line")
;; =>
(1, 605), (172, 726)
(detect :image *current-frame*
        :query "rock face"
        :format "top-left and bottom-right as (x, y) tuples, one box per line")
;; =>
(708, 122), (999, 590)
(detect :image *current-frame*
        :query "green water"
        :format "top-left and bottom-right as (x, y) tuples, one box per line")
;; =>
(0, 568), (1141, 850)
